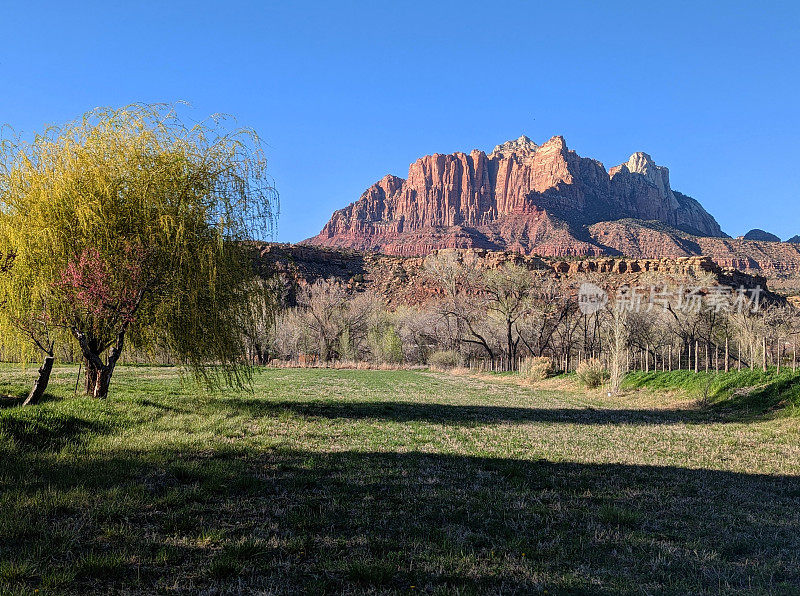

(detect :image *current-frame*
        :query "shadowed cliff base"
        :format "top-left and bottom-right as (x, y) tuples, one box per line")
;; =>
(257, 242), (785, 307)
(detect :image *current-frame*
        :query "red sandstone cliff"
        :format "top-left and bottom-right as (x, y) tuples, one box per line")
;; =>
(307, 135), (724, 252)
(305, 135), (800, 280)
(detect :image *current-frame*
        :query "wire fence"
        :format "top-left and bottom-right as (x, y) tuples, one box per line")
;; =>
(465, 338), (799, 375)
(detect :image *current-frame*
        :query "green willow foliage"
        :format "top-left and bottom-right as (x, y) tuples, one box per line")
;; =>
(0, 104), (278, 388)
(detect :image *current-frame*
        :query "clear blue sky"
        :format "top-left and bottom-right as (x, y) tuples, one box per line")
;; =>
(2, 1), (798, 241)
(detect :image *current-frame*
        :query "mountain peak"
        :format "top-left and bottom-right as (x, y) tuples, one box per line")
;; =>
(626, 151), (655, 169)
(544, 135), (567, 148)
(490, 134), (538, 158)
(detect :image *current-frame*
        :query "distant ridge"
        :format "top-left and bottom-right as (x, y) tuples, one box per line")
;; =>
(744, 229), (781, 242)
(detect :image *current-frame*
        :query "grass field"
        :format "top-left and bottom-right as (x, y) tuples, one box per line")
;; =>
(1, 365), (800, 594)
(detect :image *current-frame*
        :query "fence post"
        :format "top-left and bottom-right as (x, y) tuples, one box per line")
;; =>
(777, 340), (782, 374)
(775, 338), (779, 370)
(763, 337), (768, 372)
(725, 338), (729, 373)
(695, 340), (699, 373)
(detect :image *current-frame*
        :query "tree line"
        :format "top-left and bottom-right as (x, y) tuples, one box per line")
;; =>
(261, 253), (800, 391)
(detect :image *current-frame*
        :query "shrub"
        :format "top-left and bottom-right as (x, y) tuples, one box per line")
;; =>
(576, 358), (609, 388)
(519, 356), (554, 381)
(427, 350), (462, 369)
(338, 328), (356, 361)
(382, 325), (404, 364)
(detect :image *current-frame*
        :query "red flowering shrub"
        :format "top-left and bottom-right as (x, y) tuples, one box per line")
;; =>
(56, 242), (149, 327)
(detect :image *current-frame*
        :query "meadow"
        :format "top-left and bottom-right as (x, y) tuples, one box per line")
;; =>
(1, 365), (799, 594)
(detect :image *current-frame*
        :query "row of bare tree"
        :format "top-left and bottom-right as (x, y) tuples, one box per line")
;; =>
(252, 255), (800, 384)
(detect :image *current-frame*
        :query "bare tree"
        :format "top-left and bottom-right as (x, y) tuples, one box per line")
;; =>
(518, 277), (575, 360)
(606, 308), (629, 393)
(297, 280), (350, 361)
(426, 253), (497, 362)
(272, 308), (313, 360)
(393, 305), (440, 363)
(482, 265), (536, 362)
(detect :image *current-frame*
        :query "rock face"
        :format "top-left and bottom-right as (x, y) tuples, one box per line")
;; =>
(258, 244), (782, 308)
(307, 135), (726, 257)
(744, 229), (781, 242)
(607, 153), (722, 236)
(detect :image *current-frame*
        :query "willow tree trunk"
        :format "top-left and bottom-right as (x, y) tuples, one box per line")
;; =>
(77, 332), (125, 399)
(85, 357), (101, 395)
(85, 353), (122, 399)
(86, 365), (114, 399)
(22, 356), (54, 406)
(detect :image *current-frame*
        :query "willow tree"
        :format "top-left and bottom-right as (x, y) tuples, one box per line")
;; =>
(0, 104), (277, 400)
(0, 249), (57, 405)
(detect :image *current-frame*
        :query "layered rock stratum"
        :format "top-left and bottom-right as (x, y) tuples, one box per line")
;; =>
(305, 135), (800, 285)
(257, 244), (783, 307)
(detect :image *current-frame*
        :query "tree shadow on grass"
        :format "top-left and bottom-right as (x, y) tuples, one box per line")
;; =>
(2, 448), (799, 593)
(0, 410), (115, 451)
(210, 398), (725, 426)
(0, 380), (28, 408)
(133, 397), (188, 413)
(0, 394), (25, 408)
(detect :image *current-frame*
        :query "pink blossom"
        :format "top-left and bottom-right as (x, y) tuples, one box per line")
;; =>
(56, 242), (148, 324)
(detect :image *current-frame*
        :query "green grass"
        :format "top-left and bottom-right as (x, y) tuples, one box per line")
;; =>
(0, 365), (799, 594)
(623, 368), (800, 418)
